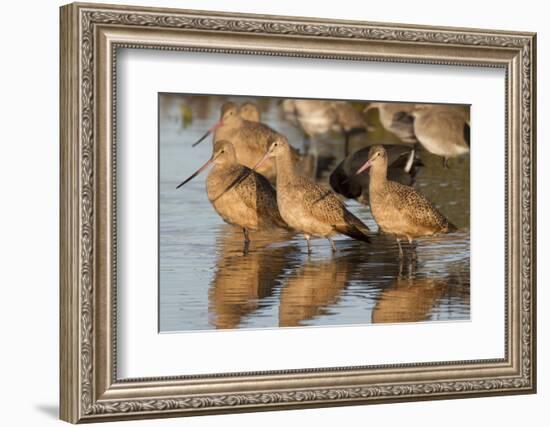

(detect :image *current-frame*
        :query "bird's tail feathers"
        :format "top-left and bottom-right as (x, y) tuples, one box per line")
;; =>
(446, 221), (458, 233)
(345, 211), (371, 234)
(335, 223), (371, 244)
(330, 207), (371, 243)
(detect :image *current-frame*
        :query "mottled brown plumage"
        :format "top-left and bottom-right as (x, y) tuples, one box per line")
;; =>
(177, 140), (287, 251)
(211, 102), (283, 181)
(329, 144), (422, 203)
(356, 145), (456, 257)
(206, 162), (287, 231)
(256, 136), (371, 253)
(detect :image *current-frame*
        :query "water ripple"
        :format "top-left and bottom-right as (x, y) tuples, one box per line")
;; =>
(159, 96), (470, 332)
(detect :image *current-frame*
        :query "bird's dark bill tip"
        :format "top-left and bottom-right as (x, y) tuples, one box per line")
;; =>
(191, 130), (211, 147)
(175, 159), (213, 189)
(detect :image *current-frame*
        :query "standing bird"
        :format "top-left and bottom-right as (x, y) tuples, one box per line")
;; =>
(331, 101), (369, 155)
(411, 105), (470, 167)
(356, 145), (456, 257)
(239, 102), (261, 122)
(329, 144), (422, 204)
(255, 136), (371, 254)
(192, 102), (291, 182)
(177, 140), (288, 252)
(281, 99), (334, 145)
(364, 102), (417, 145)
(281, 99), (367, 156)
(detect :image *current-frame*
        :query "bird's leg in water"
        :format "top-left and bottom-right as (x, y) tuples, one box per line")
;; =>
(302, 134), (318, 178)
(396, 238), (404, 259)
(408, 237), (417, 261)
(302, 134), (311, 154)
(242, 228), (250, 254)
(327, 236), (337, 253)
(304, 234), (312, 255)
(411, 252), (418, 273)
(408, 239), (418, 275)
(443, 157), (450, 169)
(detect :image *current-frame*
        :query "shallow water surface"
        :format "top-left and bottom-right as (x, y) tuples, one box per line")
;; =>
(159, 95), (470, 332)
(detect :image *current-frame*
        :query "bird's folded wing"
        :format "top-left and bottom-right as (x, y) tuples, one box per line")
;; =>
(390, 183), (449, 230)
(300, 180), (349, 225)
(232, 171), (278, 213)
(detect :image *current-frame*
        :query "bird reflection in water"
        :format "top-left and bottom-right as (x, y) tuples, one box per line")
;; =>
(208, 226), (296, 329)
(161, 95), (471, 332)
(372, 277), (448, 324)
(279, 250), (369, 327)
(207, 227), (469, 329)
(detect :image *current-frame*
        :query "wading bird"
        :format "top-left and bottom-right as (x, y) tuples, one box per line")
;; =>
(411, 105), (470, 167)
(281, 99), (367, 156)
(356, 145), (456, 257)
(329, 144), (422, 204)
(177, 140), (288, 253)
(192, 102), (293, 182)
(255, 136), (371, 254)
(364, 102), (418, 145)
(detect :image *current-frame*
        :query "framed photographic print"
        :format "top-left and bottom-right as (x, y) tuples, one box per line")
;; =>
(60, 2), (537, 423)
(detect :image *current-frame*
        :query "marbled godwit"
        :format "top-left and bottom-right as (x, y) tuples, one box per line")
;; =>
(331, 101), (368, 155)
(192, 102), (289, 181)
(255, 136), (371, 254)
(330, 144), (422, 204)
(281, 99), (333, 140)
(411, 105), (470, 167)
(364, 102), (417, 145)
(239, 102), (261, 122)
(237, 101), (317, 176)
(176, 140), (288, 252)
(281, 99), (367, 155)
(356, 145), (456, 257)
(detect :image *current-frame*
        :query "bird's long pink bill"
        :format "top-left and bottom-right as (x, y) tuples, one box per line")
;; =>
(252, 152), (270, 172)
(176, 158), (213, 189)
(356, 159), (373, 175)
(191, 120), (222, 147)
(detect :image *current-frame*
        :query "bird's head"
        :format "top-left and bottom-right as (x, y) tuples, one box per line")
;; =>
(356, 145), (387, 175)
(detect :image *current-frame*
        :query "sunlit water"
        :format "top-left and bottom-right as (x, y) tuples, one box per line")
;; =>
(159, 95), (470, 332)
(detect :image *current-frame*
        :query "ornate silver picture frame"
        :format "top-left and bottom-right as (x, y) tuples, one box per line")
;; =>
(60, 2), (536, 423)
